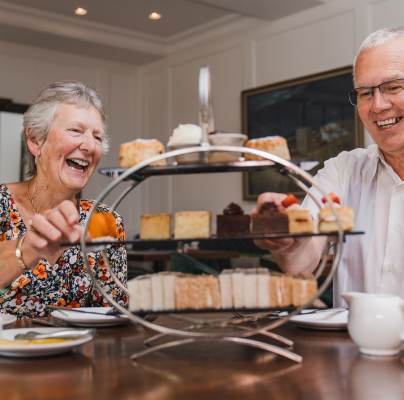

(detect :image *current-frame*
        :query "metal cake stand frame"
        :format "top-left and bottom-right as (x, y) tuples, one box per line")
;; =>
(80, 145), (348, 364)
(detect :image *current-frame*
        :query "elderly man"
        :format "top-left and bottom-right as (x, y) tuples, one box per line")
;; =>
(256, 27), (404, 304)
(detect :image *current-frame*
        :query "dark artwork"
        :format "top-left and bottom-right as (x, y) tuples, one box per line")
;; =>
(242, 66), (363, 200)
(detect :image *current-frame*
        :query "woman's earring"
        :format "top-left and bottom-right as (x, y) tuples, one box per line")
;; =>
(34, 152), (40, 165)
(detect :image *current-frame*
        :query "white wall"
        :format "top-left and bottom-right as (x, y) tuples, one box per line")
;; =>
(0, 40), (143, 237)
(139, 0), (402, 222)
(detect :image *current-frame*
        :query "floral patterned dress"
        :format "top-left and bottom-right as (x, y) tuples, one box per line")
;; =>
(0, 184), (128, 318)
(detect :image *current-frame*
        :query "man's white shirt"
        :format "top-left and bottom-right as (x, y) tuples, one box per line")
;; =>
(302, 144), (404, 304)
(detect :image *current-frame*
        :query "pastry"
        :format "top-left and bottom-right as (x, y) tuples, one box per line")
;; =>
(318, 193), (354, 232)
(175, 275), (221, 310)
(252, 202), (288, 234)
(140, 213), (171, 240)
(216, 202), (250, 237)
(282, 194), (315, 234)
(119, 138), (166, 168)
(286, 208), (315, 234)
(244, 136), (291, 161)
(174, 211), (211, 239)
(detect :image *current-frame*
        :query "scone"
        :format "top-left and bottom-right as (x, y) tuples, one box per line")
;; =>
(119, 138), (166, 167)
(244, 136), (291, 161)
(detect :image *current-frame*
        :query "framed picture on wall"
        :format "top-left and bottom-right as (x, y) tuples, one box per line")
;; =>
(241, 66), (363, 200)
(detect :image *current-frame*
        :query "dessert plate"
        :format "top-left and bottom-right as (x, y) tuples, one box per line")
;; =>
(51, 307), (129, 327)
(0, 327), (93, 358)
(0, 313), (17, 327)
(289, 308), (348, 331)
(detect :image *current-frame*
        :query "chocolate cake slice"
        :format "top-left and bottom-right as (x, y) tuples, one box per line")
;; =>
(216, 203), (250, 237)
(252, 202), (288, 234)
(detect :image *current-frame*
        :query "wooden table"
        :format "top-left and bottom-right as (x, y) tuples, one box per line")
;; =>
(1, 317), (404, 400)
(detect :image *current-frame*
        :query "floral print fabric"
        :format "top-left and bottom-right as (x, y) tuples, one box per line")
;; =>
(0, 184), (128, 318)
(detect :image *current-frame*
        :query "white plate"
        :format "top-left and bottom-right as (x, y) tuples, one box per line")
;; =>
(51, 307), (129, 327)
(0, 327), (93, 358)
(0, 313), (17, 327)
(289, 309), (348, 330)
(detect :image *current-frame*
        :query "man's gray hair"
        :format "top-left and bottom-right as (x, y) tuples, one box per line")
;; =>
(22, 80), (108, 178)
(354, 26), (404, 79)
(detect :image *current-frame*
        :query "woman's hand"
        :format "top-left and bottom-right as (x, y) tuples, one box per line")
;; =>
(23, 200), (82, 266)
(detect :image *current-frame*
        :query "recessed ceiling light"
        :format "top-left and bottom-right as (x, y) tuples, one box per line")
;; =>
(75, 7), (88, 16)
(149, 11), (162, 21)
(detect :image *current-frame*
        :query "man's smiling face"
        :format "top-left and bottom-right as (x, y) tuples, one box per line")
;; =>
(355, 38), (404, 157)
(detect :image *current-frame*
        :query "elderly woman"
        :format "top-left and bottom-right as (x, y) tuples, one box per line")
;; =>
(0, 80), (127, 317)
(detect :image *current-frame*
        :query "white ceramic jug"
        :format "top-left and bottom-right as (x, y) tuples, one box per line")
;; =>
(342, 292), (404, 356)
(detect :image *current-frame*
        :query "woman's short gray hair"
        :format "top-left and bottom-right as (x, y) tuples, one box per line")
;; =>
(354, 26), (404, 80)
(23, 80), (109, 178)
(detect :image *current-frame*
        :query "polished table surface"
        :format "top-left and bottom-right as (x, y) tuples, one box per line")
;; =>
(1, 316), (404, 400)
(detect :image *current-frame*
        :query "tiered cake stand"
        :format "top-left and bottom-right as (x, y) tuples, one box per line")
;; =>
(80, 145), (361, 364)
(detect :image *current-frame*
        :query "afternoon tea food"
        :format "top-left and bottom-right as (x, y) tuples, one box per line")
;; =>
(128, 269), (317, 312)
(318, 192), (354, 232)
(244, 135), (291, 161)
(216, 202), (250, 237)
(167, 124), (202, 147)
(252, 194), (314, 234)
(119, 138), (166, 167)
(174, 211), (211, 239)
(140, 213), (171, 240)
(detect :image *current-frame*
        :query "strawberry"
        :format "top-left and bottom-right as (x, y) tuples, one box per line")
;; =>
(321, 192), (341, 205)
(281, 193), (299, 208)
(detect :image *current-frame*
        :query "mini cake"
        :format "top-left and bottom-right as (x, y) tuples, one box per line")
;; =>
(252, 202), (288, 234)
(175, 275), (221, 310)
(88, 211), (117, 240)
(174, 211), (211, 239)
(216, 203), (250, 237)
(231, 269), (245, 309)
(281, 194), (314, 234)
(286, 208), (315, 234)
(140, 213), (171, 240)
(244, 136), (291, 161)
(292, 277), (317, 306)
(318, 193), (354, 232)
(119, 138), (166, 168)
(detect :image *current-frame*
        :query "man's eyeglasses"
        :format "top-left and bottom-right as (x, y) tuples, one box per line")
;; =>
(348, 78), (404, 106)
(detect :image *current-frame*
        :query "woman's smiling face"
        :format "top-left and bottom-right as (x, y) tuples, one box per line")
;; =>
(35, 102), (104, 194)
